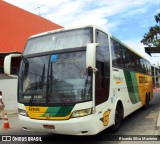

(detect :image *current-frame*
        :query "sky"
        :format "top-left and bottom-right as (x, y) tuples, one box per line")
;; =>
(3, 0), (160, 66)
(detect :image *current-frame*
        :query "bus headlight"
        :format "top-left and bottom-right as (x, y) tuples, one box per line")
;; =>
(18, 108), (28, 117)
(71, 108), (92, 118)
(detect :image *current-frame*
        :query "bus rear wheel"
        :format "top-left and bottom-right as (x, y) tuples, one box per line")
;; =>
(109, 104), (123, 133)
(143, 94), (150, 110)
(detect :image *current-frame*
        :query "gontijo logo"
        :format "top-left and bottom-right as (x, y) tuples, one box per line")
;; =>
(113, 75), (123, 84)
(29, 107), (40, 111)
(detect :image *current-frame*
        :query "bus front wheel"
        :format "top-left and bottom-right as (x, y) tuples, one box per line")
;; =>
(109, 104), (123, 133)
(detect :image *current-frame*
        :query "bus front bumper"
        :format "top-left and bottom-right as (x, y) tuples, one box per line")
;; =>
(18, 114), (98, 135)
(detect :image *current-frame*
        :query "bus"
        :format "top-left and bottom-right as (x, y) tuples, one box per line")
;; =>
(1, 53), (21, 111)
(5, 25), (153, 135)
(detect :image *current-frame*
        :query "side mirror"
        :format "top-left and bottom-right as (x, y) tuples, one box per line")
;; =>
(86, 43), (99, 72)
(4, 53), (22, 77)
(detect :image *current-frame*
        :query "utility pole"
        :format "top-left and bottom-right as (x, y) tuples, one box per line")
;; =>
(154, 64), (156, 88)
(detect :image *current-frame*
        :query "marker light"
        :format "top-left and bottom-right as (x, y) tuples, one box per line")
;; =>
(18, 108), (28, 117)
(71, 108), (92, 118)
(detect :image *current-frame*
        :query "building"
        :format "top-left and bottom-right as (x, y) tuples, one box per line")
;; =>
(0, 1), (62, 110)
(0, 0), (62, 74)
(151, 65), (160, 88)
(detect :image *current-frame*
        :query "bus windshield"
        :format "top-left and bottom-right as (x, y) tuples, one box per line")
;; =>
(18, 51), (92, 105)
(24, 28), (92, 55)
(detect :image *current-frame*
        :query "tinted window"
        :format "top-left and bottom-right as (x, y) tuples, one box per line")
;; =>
(11, 57), (21, 75)
(18, 51), (92, 105)
(126, 49), (137, 71)
(96, 31), (110, 76)
(24, 28), (92, 55)
(0, 58), (4, 74)
(95, 30), (110, 105)
(111, 38), (152, 75)
(111, 39), (123, 68)
(135, 56), (141, 72)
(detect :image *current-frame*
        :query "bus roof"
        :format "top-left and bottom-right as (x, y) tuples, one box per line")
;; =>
(28, 25), (96, 39)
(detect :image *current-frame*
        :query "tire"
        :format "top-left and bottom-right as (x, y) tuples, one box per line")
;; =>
(109, 104), (123, 133)
(143, 95), (149, 110)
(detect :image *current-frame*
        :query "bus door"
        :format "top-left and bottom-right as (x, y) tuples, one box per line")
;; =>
(95, 30), (110, 106)
(95, 30), (110, 126)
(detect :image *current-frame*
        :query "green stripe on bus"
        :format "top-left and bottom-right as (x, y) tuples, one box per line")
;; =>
(124, 70), (141, 104)
(55, 106), (74, 117)
(41, 106), (74, 117)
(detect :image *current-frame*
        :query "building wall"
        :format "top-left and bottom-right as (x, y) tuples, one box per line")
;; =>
(151, 66), (160, 88)
(0, 1), (63, 110)
(0, 74), (18, 110)
(0, 1), (63, 53)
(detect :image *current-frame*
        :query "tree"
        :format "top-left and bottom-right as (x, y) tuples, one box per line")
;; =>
(141, 13), (160, 47)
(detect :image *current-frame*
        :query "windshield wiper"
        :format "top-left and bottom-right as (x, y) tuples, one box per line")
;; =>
(28, 89), (38, 105)
(29, 94), (34, 106)
(27, 63), (47, 105)
(19, 55), (29, 79)
(48, 63), (66, 106)
(21, 55), (28, 65)
(84, 69), (92, 99)
(38, 64), (45, 90)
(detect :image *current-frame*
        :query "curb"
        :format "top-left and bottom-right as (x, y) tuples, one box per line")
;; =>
(156, 108), (160, 136)
(5, 110), (18, 115)
(8, 112), (18, 115)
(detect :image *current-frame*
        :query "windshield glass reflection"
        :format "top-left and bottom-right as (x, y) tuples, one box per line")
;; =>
(18, 51), (92, 105)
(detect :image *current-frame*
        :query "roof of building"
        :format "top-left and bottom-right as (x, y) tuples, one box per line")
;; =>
(0, 1), (63, 53)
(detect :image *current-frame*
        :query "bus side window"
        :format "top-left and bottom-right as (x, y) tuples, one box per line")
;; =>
(0, 58), (4, 74)
(123, 48), (136, 71)
(111, 39), (123, 68)
(11, 57), (21, 75)
(136, 56), (141, 72)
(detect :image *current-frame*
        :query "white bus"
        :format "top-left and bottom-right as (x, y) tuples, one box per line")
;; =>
(5, 25), (153, 135)
(1, 53), (21, 111)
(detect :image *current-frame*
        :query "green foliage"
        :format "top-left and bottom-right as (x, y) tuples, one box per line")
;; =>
(141, 13), (160, 47)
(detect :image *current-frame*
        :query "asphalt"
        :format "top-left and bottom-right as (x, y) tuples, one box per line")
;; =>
(0, 109), (18, 132)
(5, 110), (18, 115)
